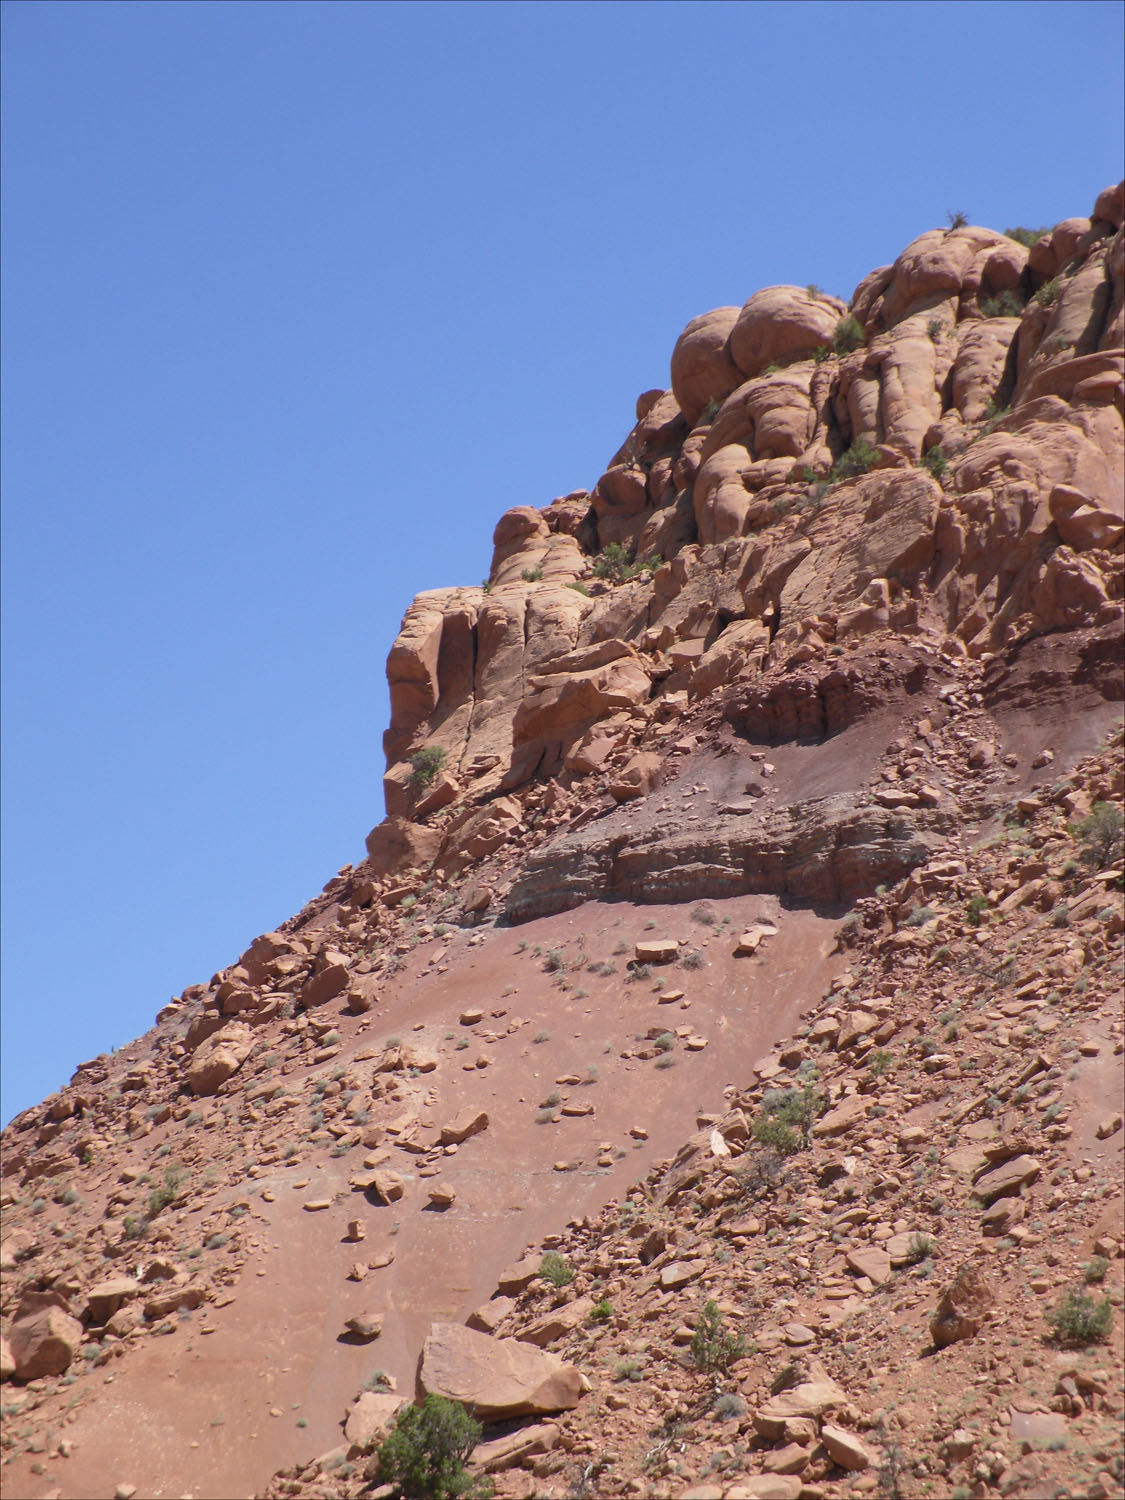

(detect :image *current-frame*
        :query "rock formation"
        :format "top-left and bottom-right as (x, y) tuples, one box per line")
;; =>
(1, 186), (1122, 1500)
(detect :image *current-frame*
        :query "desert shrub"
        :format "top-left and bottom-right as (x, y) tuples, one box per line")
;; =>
(1005, 224), (1051, 248)
(148, 1165), (186, 1218)
(533, 1029), (550, 1044)
(751, 1084), (824, 1155)
(691, 903), (718, 926)
(713, 1391), (746, 1420)
(904, 1233), (935, 1265)
(979, 290), (1023, 318)
(906, 905), (935, 927)
(680, 949), (704, 970)
(654, 1032), (676, 1053)
(813, 344), (832, 363)
(832, 315), (865, 355)
(520, 566), (543, 582)
(966, 894), (990, 927)
(868, 1048), (895, 1078)
(543, 949), (567, 974)
(1034, 277), (1061, 307)
(1050, 903), (1070, 928)
(613, 1357), (643, 1382)
(655, 1053), (676, 1069)
(1084, 1256), (1110, 1285)
(830, 438), (879, 482)
(592, 541), (657, 585)
(538, 1251), (574, 1288)
(1076, 802), (1124, 868)
(589, 1299), (613, 1322)
(376, 1393), (489, 1500)
(921, 445), (948, 480)
(1049, 1287), (1114, 1346)
(566, 581), (590, 596)
(947, 210), (969, 228)
(690, 1299), (747, 1374)
(122, 1215), (149, 1240)
(628, 963), (652, 983)
(408, 747), (448, 790)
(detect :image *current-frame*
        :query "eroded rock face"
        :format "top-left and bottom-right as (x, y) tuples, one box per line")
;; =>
(419, 1321), (590, 1420)
(365, 181), (1122, 895)
(506, 793), (945, 922)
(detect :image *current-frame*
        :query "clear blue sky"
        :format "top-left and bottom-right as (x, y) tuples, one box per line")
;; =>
(3, 0), (1122, 1125)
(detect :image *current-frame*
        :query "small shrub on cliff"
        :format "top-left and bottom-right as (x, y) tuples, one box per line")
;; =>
(690, 1299), (747, 1374)
(980, 290), (1023, 318)
(832, 314), (865, 354)
(946, 210), (969, 229)
(408, 746), (448, 790)
(520, 565), (543, 582)
(921, 445), (948, 480)
(538, 1251), (574, 1287)
(592, 541), (658, 585)
(830, 438), (879, 482)
(1049, 1287), (1114, 1346)
(376, 1394), (489, 1500)
(1005, 224), (1052, 248)
(1034, 277), (1061, 307)
(1076, 801), (1124, 868)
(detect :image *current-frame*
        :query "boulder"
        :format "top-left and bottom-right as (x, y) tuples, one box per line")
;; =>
(185, 1022), (254, 1096)
(752, 1376), (847, 1439)
(420, 1321), (590, 1421)
(812, 1094), (870, 1138)
(342, 1311), (383, 1342)
(344, 1390), (405, 1454)
(971, 1154), (1040, 1205)
(9, 1305), (83, 1379)
(931, 1262), (995, 1348)
(515, 1297), (594, 1348)
(635, 939), (679, 964)
(300, 961), (350, 1009)
(820, 1423), (877, 1471)
(670, 306), (742, 426)
(0, 1336), (14, 1382)
(608, 752), (662, 801)
(83, 1277), (141, 1325)
(440, 1109), (489, 1147)
(729, 286), (844, 378)
(472, 1422), (559, 1474)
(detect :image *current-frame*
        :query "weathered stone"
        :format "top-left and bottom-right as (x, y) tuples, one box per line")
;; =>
(440, 1108), (489, 1146)
(972, 1154), (1040, 1205)
(83, 1277), (141, 1325)
(185, 1022), (255, 1096)
(420, 1322), (590, 1421)
(472, 1421), (559, 1474)
(753, 1377), (847, 1439)
(9, 1306), (84, 1378)
(344, 1391), (405, 1454)
(343, 1311), (383, 1341)
(515, 1297), (594, 1348)
(930, 1262), (995, 1348)
(467, 1296), (515, 1335)
(812, 1094), (870, 1138)
(821, 1423), (877, 1471)
(846, 1246), (892, 1285)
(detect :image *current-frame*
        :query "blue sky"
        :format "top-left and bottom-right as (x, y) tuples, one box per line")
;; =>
(3, 0), (1122, 1124)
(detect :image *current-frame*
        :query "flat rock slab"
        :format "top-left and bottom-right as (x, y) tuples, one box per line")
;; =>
(420, 1321), (590, 1421)
(344, 1391), (405, 1453)
(752, 1378), (847, 1440)
(846, 1246), (892, 1284)
(813, 1094), (870, 1137)
(972, 1154), (1040, 1205)
(660, 1259), (707, 1291)
(441, 1108), (489, 1146)
(635, 939), (680, 963)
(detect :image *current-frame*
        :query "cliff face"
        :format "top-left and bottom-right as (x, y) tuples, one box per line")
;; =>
(371, 182), (1123, 920)
(1, 189), (1122, 1500)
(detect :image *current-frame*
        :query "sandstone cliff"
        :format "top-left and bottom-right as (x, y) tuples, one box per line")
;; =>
(1, 188), (1121, 1500)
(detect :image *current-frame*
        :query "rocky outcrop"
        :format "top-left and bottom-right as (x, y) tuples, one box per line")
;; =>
(419, 1322), (590, 1420)
(506, 792), (946, 922)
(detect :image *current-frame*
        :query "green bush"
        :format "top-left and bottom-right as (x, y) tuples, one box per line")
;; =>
(376, 1394), (489, 1500)
(921, 445), (948, 480)
(1004, 225), (1051, 248)
(1034, 277), (1060, 307)
(148, 1165), (186, 1218)
(1049, 1287), (1114, 1346)
(979, 290), (1023, 318)
(690, 1299), (747, 1374)
(1076, 801), (1124, 868)
(751, 1083), (824, 1154)
(830, 438), (879, 482)
(589, 1298), (614, 1322)
(592, 541), (657, 585)
(947, 210), (969, 229)
(1084, 1256), (1110, 1285)
(408, 746), (448, 790)
(538, 1251), (574, 1288)
(832, 315), (865, 355)
(520, 566), (543, 582)
(966, 894), (990, 927)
